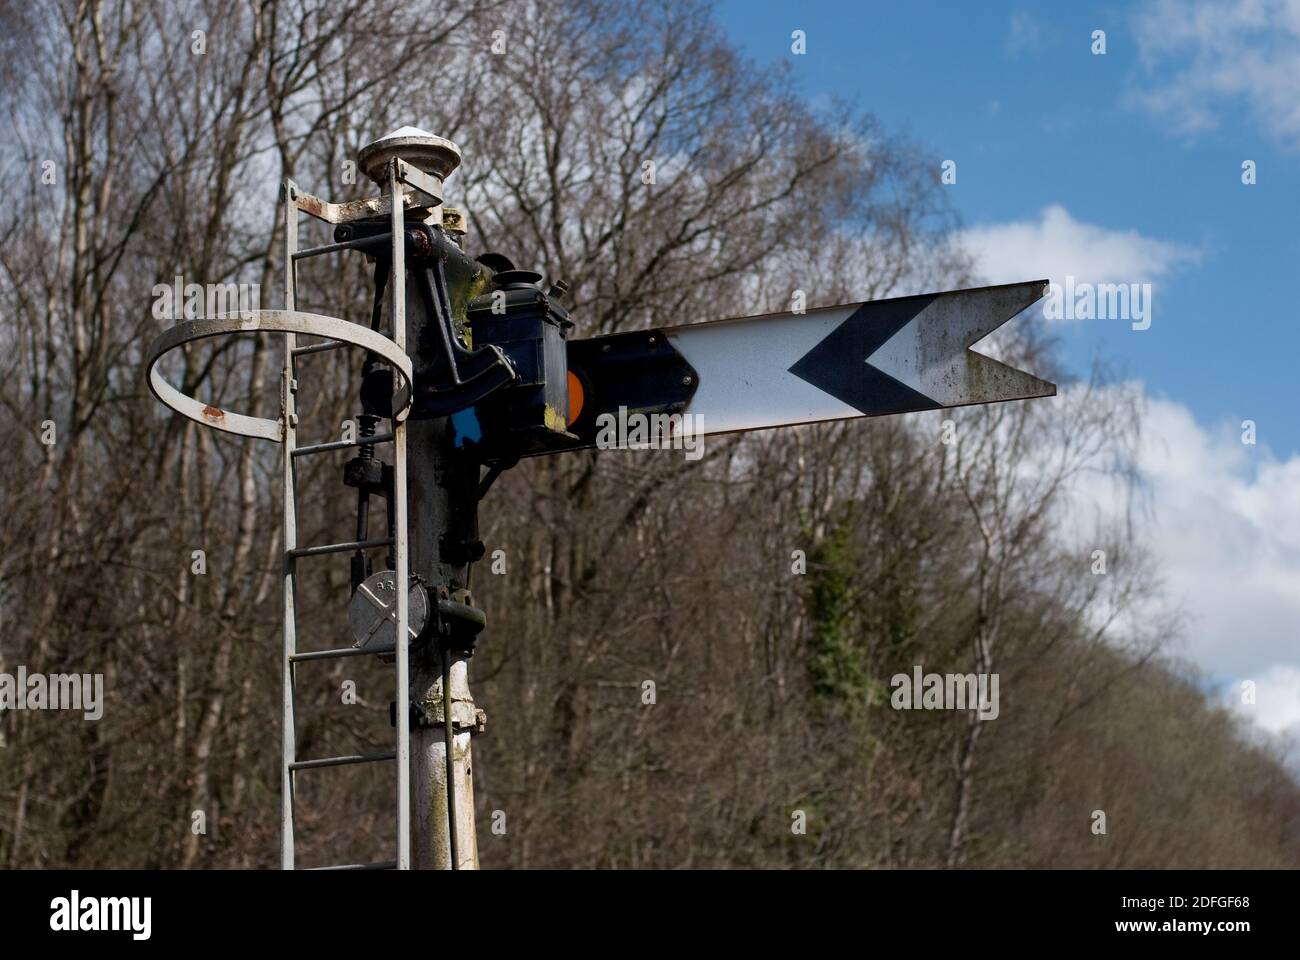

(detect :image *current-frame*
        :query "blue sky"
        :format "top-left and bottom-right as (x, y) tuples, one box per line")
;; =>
(718, 0), (1297, 456)
(718, 0), (1300, 744)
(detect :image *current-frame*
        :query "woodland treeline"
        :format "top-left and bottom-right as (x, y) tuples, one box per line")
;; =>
(0, 0), (1296, 868)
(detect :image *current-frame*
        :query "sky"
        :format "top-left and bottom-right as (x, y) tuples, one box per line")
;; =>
(717, 0), (1300, 748)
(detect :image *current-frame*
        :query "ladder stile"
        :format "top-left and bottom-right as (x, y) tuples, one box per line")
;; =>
(281, 178), (300, 871)
(390, 161), (412, 872)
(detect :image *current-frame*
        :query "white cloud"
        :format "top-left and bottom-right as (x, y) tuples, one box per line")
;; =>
(1060, 385), (1300, 741)
(1129, 0), (1300, 146)
(1230, 664), (1300, 735)
(957, 204), (1200, 290)
(1128, 399), (1300, 676)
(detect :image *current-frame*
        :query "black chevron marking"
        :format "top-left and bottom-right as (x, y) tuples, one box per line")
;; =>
(787, 294), (941, 416)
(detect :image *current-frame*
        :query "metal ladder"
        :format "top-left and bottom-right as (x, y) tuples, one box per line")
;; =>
(278, 166), (415, 870)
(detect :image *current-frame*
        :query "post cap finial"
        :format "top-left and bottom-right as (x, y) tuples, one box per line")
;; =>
(357, 125), (461, 185)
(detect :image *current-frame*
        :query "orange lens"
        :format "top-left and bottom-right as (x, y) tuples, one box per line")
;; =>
(567, 369), (584, 422)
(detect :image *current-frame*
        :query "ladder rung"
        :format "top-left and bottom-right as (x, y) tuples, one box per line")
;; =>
(289, 750), (396, 772)
(292, 235), (390, 262)
(293, 433), (394, 458)
(290, 643), (395, 663)
(291, 339), (347, 357)
(305, 860), (398, 871)
(289, 537), (392, 558)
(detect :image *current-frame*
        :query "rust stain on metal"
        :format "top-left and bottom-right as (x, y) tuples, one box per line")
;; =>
(202, 404), (225, 421)
(295, 193), (329, 220)
(294, 189), (418, 225)
(408, 228), (434, 259)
